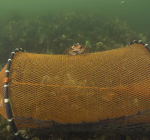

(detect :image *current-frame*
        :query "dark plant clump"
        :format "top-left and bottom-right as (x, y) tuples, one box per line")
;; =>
(0, 11), (148, 64)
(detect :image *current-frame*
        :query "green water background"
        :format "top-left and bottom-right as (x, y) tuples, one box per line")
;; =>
(0, 0), (149, 33)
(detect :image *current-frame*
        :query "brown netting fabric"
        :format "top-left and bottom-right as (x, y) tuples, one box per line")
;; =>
(0, 65), (7, 119)
(0, 43), (150, 136)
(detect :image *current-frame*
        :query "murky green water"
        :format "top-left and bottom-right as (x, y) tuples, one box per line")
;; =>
(0, 0), (150, 63)
(0, 0), (150, 31)
(1, 0), (150, 31)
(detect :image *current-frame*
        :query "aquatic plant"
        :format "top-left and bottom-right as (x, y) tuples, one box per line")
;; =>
(0, 11), (148, 64)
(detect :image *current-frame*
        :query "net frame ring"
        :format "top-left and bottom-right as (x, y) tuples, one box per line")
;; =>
(4, 48), (26, 140)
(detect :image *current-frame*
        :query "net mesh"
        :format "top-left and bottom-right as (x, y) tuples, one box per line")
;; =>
(0, 43), (150, 135)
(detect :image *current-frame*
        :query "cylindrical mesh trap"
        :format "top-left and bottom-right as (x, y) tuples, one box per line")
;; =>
(0, 42), (150, 137)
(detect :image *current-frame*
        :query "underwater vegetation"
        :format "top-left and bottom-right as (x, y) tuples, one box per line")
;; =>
(0, 10), (148, 64)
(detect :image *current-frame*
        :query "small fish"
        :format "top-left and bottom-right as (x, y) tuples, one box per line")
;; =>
(121, 1), (124, 4)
